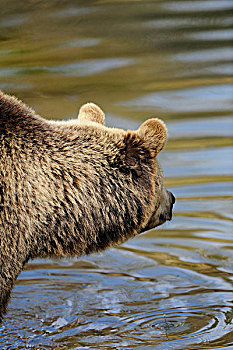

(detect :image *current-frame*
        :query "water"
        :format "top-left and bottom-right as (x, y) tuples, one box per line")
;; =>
(0, 0), (233, 348)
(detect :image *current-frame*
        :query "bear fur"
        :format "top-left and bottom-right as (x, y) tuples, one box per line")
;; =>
(0, 90), (175, 321)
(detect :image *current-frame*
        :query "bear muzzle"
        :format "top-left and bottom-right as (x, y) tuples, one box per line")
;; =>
(159, 191), (175, 222)
(141, 189), (175, 233)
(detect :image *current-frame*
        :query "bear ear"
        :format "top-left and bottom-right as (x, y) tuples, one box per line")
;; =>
(137, 118), (167, 156)
(78, 103), (105, 125)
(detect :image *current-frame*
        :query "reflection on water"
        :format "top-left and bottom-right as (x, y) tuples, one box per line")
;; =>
(0, 0), (233, 349)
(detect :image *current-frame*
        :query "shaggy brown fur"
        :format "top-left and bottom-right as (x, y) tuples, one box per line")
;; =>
(0, 91), (175, 321)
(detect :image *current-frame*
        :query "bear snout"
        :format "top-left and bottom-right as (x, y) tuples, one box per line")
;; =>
(164, 190), (175, 221)
(169, 191), (176, 206)
(140, 189), (175, 233)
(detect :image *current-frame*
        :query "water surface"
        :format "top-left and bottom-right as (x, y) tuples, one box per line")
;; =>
(0, 0), (233, 349)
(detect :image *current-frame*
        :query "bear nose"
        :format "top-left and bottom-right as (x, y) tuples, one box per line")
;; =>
(169, 191), (175, 205)
(171, 192), (175, 205)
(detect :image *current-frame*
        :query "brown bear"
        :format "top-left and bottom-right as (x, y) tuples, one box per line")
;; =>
(0, 90), (175, 321)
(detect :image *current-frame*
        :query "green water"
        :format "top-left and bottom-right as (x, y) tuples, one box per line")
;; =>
(0, 0), (233, 349)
